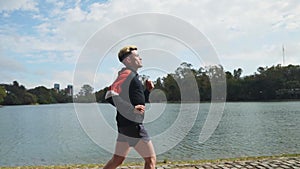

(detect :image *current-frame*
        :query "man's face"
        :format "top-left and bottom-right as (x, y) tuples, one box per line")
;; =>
(128, 50), (142, 69)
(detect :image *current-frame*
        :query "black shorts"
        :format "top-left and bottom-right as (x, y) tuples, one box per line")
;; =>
(117, 124), (150, 147)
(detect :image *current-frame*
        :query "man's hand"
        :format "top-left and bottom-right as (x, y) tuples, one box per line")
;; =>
(145, 80), (154, 92)
(134, 105), (145, 115)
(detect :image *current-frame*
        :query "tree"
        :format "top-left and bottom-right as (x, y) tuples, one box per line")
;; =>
(51, 89), (73, 103)
(28, 86), (56, 104)
(13, 81), (19, 87)
(80, 84), (94, 96)
(154, 78), (164, 90)
(257, 67), (266, 74)
(163, 74), (180, 101)
(233, 68), (243, 79)
(175, 62), (194, 79)
(2, 81), (37, 105)
(75, 84), (96, 103)
(23, 92), (37, 105)
(0, 86), (7, 104)
(3, 93), (19, 105)
(95, 87), (108, 103)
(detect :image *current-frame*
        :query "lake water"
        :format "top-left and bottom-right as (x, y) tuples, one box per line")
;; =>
(0, 102), (299, 166)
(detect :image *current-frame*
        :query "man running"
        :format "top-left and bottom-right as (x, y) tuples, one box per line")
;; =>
(103, 45), (156, 169)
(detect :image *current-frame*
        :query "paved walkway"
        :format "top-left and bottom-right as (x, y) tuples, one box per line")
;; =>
(117, 156), (300, 169)
(2, 156), (299, 169)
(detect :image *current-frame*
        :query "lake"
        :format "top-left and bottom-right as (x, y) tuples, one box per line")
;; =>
(0, 102), (299, 166)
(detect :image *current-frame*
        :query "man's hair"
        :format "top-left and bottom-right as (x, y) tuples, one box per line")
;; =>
(118, 45), (137, 62)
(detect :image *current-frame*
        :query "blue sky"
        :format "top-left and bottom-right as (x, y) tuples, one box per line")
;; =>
(1, 0), (300, 92)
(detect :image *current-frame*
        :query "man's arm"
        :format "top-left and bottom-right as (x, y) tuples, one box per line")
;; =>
(105, 69), (144, 115)
(144, 80), (154, 103)
(106, 94), (145, 115)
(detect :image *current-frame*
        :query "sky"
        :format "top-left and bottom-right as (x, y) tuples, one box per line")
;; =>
(1, 0), (300, 93)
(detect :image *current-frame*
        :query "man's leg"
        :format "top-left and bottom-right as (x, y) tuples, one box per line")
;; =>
(103, 141), (130, 169)
(134, 140), (156, 169)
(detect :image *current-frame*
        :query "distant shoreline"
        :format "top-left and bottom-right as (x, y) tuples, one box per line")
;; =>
(1, 99), (300, 107)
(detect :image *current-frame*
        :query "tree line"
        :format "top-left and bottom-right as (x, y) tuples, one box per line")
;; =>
(95, 63), (300, 102)
(1, 63), (300, 105)
(0, 81), (72, 105)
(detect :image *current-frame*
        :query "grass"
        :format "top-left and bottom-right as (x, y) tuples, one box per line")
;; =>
(1, 154), (299, 169)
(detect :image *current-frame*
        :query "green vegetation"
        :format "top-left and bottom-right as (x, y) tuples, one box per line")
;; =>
(73, 84), (96, 103)
(0, 81), (72, 105)
(226, 64), (300, 101)
(1, 81), (37, 105)
(1, 63), (299, 105)
(0, 86), (7, 104)
(96, 63), (300, 102)
(28, 86), (72, 104)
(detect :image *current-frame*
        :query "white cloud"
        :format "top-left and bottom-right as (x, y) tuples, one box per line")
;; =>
(0, 53), (26, 73)
(86, 2), (110, 21)
(34, 22), (55, 35)
(0, 0), (38, 12)
(65, 6), (87, 22)
(1, 0), (300, 89)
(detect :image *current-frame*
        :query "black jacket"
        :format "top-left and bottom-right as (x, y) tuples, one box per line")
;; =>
(105, 67), (149, 127)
